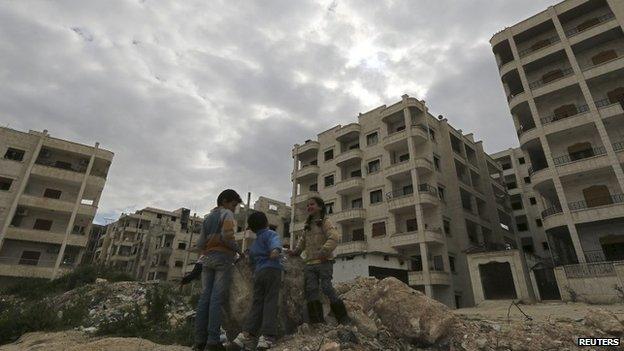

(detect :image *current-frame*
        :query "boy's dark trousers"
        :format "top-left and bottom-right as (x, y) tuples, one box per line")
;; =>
(243, 267), (281, 337)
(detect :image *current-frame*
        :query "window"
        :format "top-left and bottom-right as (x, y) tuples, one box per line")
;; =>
(367, 159), (380, 173)
(324, 175), (334, 187)
(43, 188), (62, 199)
(19, 251), (40, 266)
(324, 149), (334, 161)
(521, 237), (534, 253)
(372, 221), (386, 237)
(517, 222), (528, 231)
(309, 183), (318, 192)
(370, 190), (383, 204)
(0, 177), (12, 191)
(54, 160), (72, 170)
(542, 241), (549, 251)
(406, 218), (417, 232)
(326, 202), (334, 214)
(398, 153), (410, 162)
(449, 256), (456, 273)
(443, 219), (451, 236)
(4, 148), (25, 161)
(352, 228), (365, 241)
(366, 132), (378, 146)
(171, 216), (177, 222)
(157, 214), (162, 219)
(411, 256), (422, 271)
(33, 219), (53, 231)
(536, 218), (543, 227)
(383, 255), (389, 261)
(429, 128), (436, 141)
(524, 177), (531, 184)
(351, 198), (363, 209)
(350, 169), (362, 178)
(518, 157), (525, 164)
(433, 255), (444, 271)
(433, 156), (441, 171)
(437, 186), (445, 201)
(72, 225), (85, 235)
(175, 261), (184, 267)
(529, 197), (537, 205)
(178, 243), (187, 250)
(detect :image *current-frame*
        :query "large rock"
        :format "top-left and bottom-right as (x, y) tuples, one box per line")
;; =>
(0, 331), (190, 351)
(584, 308), (624, 336)
(223, 257), (306, 336)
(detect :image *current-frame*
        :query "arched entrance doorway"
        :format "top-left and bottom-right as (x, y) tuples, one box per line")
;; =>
(567, 142), (594, 161)
(479, 261), (517, 300)
(582, 185), (612, 208)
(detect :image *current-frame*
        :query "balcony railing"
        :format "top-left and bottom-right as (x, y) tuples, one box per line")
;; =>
(541, 204), (563, 218)
(528, 67), (574, 90)
(516, 124), (536, 136)
(35, 159), (88, 174)
(418, 183), (438, 196)
(565, 13), (616, 38)
(518, 35), (561, 57)
(584, 250), (607, 263)
(613, 141), (624, 152)
(506, 91), (524, 103)
(552, 146), (606, 166)
(595, 97), (623, 109)
(568, 193), (624, 211)
(540, 104), (589, 125)
(386, 187), (414, 199)
(564, 261), (615, 278)
(465, 242), (511, 254)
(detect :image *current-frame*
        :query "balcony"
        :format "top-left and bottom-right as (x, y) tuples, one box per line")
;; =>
(408, 270), (451, 286)
(385, 159), (413, 179)
(568, 194), (624, 224)
(335, 240), (367, 256)
(565, 13), (616, 38)
(292, 164), (320, 180)
(414, 158), (433, 174)
(529, 67), (574, 90)
(383, 129), (407, 149)
(0, 258), (71, 279)
(335, 149), (363, 166)
(293, 191), (320, 204)
(335, 177), (364, 195)
(540, 104), (589, 125)
(18, 194), (97, 217)
(518, 35), (561, 58)
(386, 188), (415, 212)
(418, 183), (439, 207)
(410, 123), (429, 142)
(331, 208), (366, 224)
(507, 91), (526, 109)
(390, 228), (445, 249)
(541, 204), (563, 218)
(552, 146), (608, 176)
(335, 123), (361, 140)
(595, 98), (624, 119)
(5, 227), (87, 246)
(294, 141), (320, 157)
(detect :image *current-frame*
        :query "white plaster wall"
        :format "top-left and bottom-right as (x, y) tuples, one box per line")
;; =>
(333, 253), (406, 283)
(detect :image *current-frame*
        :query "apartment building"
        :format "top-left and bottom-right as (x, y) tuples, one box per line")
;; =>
(94, 207), (203, 282)
(0, 127), (113, 280)
(491, 0), (624, 268)
(491, 148), (550, 260)
(491, 0), (624, 303)
(290, 95), (519, 308)
(81, 223), (107, 265)
(234, 196), (291, 251)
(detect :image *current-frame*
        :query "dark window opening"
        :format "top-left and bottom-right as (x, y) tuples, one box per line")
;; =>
(33, 219), (53, 231)
(366, 132), (379, 146)
(43, 188), (62, 199)
(324, 149), (334, 161)
(370, 189), (383, 204)
(4, 148), (25, 161)
(372, 222), (386, 237)
(19, 251), (40, 266)
(324, 175), (334, 187)
(0, 177), (13, 191)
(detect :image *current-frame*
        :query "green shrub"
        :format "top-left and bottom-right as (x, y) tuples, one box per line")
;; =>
(0, 301), (60, 344)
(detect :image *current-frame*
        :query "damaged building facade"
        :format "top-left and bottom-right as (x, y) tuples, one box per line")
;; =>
(491, 0), (624, 302)
(0, 127), (113, 280)
(289, 95), (525, 308)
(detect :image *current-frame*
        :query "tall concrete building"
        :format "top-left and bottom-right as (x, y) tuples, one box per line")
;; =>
(290, 95), (519, 308)
(234, 196), (291, 251)
(491, 0), (624, 269)
(490, 148), (550, 260)
(94, 207), (203, 282)
(0, 127), (113, 280)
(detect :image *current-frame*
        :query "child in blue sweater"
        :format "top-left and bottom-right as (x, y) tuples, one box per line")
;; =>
(232, 211), (283, 350)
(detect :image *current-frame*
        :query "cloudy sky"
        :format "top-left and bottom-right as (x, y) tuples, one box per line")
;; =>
(0, 0), (560, 223)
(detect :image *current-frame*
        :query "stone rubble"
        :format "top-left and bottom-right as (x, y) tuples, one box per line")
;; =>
(2, 258), (624, 350)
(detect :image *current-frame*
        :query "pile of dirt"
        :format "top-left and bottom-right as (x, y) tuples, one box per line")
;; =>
(2, 258), (624, 350)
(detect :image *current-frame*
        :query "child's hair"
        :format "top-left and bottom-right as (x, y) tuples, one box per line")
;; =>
(304, 196), (326, 231)
(247, 211), (269, 232)
(217, 189), (243, 206)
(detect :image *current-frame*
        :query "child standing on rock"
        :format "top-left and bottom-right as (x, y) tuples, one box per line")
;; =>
(231, 211), (283, 350)
(289, 196), (349, 325)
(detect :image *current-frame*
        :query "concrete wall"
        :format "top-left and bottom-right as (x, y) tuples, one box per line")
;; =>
(333, 253), (406, 283)
(554, 261), (624, 304)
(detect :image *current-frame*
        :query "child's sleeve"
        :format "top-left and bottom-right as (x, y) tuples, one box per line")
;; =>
(268, 231), (282, 252)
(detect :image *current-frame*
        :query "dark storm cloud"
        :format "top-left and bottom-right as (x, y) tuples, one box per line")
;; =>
(0, 0), (560, 222)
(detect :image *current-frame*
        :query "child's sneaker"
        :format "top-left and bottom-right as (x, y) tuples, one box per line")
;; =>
(256, 335), (276, 350)
(231, 332), (255, 350)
